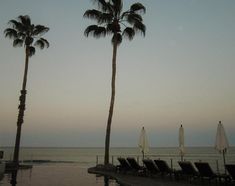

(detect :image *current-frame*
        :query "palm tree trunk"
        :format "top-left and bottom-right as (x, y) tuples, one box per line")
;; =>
(13, 47), (29, 165)
(104, 42), (118, 165)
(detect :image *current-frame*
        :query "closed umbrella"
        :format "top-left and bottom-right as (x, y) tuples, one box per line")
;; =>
(215, 121), (229, 172)
(138, 127), (149, 159)
(179, 124), (185, 161)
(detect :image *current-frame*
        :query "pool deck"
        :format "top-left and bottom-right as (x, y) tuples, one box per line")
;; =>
(88, 165), (231, 186)
(1, 163), (232, 186)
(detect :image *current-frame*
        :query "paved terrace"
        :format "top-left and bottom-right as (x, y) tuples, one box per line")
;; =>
(88, 166), (231, 186)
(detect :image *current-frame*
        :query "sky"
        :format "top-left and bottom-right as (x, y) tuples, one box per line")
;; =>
(0, 0), (235, 147)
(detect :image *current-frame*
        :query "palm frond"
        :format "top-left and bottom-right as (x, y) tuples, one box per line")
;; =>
(122, 27), (135, 40)
(84, 25), (106, 38)
(120, 11), (128, 19)
(106, 2), (114, 14)
(8, 20), (24, 31)
(112, 33), (122, 45)
(111, 0), (123, 16)
(33, 25), (49, 36)
(13, 39), (23, 47)
(92, 0), (106, 6)
(126, 13), (143, 25)
(84, 25), (98, 37)
(17, 32), (26, 40)
(4, 28), (17, 39)
(133, 22), (146, 36)
(8, 20), (18, 27)
(28, 46), (36, 57)
(83, 9), (102, 22)
(34, 40), (44, 49)
(92, 0), (111, 12)
(99, 13), (113, 24)
(94, 26), (106, 38)
(40, 38), (49, 48)
(18, 15), (31, 27)
(130, 3), (146, 14)
(34, 38), (50, 49)
(106, 23), (114, 34)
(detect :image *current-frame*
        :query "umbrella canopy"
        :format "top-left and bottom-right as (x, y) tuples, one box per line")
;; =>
(138, 127), (149, 159)
(179, 124), (185, 161)
(215, 121), (229, 152)
(215, 121), (229, 173)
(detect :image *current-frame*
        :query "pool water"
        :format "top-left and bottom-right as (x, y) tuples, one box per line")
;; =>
(0, 164), (120, 186)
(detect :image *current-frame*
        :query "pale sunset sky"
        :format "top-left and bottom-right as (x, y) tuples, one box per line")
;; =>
(0, 0), (234, 147)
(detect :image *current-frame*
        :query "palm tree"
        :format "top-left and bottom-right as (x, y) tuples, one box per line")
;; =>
(4, 15), (49, 167)
(84, 0), (146, 165)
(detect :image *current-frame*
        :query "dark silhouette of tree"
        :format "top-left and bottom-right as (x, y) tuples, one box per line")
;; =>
(84, 0), (146, 165)
(4, 15), (49, 171)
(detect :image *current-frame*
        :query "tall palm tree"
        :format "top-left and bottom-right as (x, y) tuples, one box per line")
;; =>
(84, 0), (146, 165)
(4, 15), (49, 167)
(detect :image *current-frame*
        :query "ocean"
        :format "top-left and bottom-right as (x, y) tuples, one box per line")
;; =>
(1, 147), (235, 171)
(1, 147), (235, 186)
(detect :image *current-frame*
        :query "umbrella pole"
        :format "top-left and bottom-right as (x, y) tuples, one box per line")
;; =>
(223, 150), (226, 174)
(142, 151), (144, 160)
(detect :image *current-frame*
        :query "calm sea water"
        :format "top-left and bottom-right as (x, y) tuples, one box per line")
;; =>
(1, 147), (235, 186)
(1, 147), (235, 171)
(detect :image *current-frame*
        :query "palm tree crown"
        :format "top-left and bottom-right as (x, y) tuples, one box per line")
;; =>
(84, 0), (146, 44)
(4, 15), (49, 56)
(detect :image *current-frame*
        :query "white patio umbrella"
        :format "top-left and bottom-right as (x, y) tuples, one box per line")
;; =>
(179, 124), (185, 161)
(215, 121), (229, 172)
(138, 127), (149, 159)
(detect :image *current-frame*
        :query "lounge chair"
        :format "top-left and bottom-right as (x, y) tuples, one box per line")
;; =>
(126, 157), (145, 175)
(154, 159), (174, 177)
(178, 161), (199, 181)
(194, 162), (218, 180)
(142, 159), (159, 176)
(225, 164), (235, 181)
(194, 161), (230, 184)
(126, 158), (144, 171)
(117, 157), (132, 173)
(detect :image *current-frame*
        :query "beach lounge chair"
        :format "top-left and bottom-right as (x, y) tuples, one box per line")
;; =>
(178, 161), (199, 181)
(225, 164), (235, 181)
(194, 162), (222, 182)
(154, 159), (174, 177)
(126, 157), (146, 175)
(126, 157), (144, 172)
(195, 162), (230, 184)
(142, 159), (159, 176)
(117, 157), (132, 173)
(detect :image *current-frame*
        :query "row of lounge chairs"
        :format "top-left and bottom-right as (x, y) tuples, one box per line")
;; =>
(117, 157), (235, 184)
